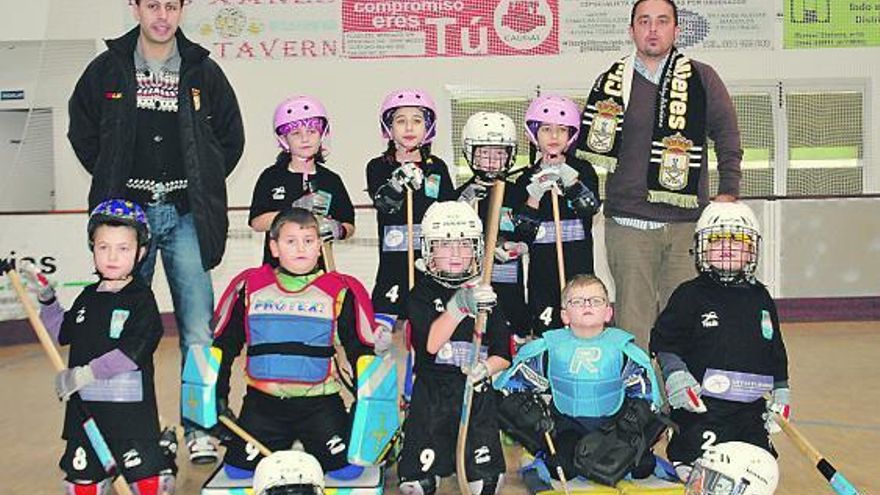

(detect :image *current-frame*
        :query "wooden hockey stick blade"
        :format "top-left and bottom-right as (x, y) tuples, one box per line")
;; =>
(456, 180), (507, 495)
(775, 412), (861, 495)
(1, 261), (135, 495)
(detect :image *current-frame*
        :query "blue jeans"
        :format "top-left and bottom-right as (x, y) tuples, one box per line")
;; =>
(140, 204), (214, 432)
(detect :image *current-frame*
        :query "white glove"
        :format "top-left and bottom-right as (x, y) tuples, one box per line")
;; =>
(665, 370), (707, 413)
(446, 283), (497, 321)
(458, 182), (488, 204)
(292, 192), (331, 217)
(557, 163), (580, 188)
(526, 167), (560, 202)
(319, 218), (345, 242)
(461, 361), (490, 387)
(390, 162), (424, 192)
(763, 387), (791, 434)
(19, 260), (56, 303)
(55, 365), (96, 401)
(373, 324), (394, 355)
(494, 241), (528, 263)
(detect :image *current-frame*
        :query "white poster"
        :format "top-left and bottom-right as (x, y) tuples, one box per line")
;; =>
(560, 0), (776, 54)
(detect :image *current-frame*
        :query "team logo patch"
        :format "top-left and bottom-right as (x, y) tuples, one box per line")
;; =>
(761, 310), (773, 339)
(659, 133), (693, 191)
(109, 309), (130, 339)
(271, 186), (285, 200)
(424, 174), (441, 199)
(587, 99), (622, 153)
(701, 311), (719, 328)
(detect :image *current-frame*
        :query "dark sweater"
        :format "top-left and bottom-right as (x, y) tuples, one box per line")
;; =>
(605, 60), (742, 223)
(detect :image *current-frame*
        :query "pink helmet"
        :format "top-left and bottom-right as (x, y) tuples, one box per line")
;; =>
(273, 95), (330, 151)
(380, 88), (437, 144)
(524, 94), (581, 148)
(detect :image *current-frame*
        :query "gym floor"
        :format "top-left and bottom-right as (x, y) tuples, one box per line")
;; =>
(3, 321), (877, 494)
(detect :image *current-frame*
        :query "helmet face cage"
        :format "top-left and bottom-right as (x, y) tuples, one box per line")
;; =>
(379, 89), (437, 144)
(87, 199), (151, 250)
(463, 112), (518, 181)
(684, 463), (745, 495)
(423, 236), (484, 286)
(695, 224), (760, 285)
(685, 442), (779, 495)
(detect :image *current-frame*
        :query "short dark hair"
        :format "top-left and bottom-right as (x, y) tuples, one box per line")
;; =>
(134, 0), (185, 7)
(630, 0), (678, 26)
(269, 207), (319, 240)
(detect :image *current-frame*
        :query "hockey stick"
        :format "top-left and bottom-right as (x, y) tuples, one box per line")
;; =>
(543, 432), (571, 495)
(773, 412), (861, 495)
(406, 187), (415, 290)
(550, 184), (566, 292)
(0, 261), (135, 495)
(218, 415), (273, 458)
(456, 179), (506, 495)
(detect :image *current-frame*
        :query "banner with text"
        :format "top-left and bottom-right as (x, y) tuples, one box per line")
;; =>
(560, 0), (776, 54)
(178, 0), (341, 60)
(784, 0), (880, 48)
(342, 0), (559, 58)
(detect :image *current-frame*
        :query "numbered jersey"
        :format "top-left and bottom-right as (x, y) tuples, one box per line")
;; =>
(249, 157), (355, 265)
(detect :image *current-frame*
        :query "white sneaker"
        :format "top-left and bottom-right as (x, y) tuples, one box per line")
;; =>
(186, 431), (219, 465)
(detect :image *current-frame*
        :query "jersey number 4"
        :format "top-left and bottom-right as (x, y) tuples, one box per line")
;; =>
(385, 285), (400, 303)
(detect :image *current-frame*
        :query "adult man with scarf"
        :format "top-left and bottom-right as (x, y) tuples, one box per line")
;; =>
(67, 0), (244, 464)
(573, 0), (742, 349)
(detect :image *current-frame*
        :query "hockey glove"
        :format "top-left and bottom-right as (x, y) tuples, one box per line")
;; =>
(557, 163), (580, 188)
(461, 361), (490, 388)
(458, 182), (488, 204)
(563, 181), (600, 218)
(763, 387), (791, 434)
(447, 283), (498, 321)
(513, 206), (542, 243)
(494, 240), (529, 263)
(55, 365), (96, 401)
(526, 167), (561, 202)
(665, 370), (707, 413)
(19, 260), (56, 304)
(373, 323), (394, 356)
(291, 191), (331, 217)
(319, 217), (345, 242)
(390, 162), (424, 192)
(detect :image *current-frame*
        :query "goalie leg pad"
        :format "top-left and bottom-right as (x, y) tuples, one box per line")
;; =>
(348, 354), (400, 466)
(497, 392), (551, 454)
(181, 345), (223, 429)
(572, 398), (669, 486)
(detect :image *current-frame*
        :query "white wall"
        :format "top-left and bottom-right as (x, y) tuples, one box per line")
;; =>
(1, 1), (878, 301)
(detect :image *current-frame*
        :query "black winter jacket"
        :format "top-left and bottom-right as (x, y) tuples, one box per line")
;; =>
(68, 27), (244, 270)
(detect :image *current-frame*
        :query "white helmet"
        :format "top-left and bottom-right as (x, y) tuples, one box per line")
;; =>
(694, 202), (761, 285)
(462, 111), (518, 181)
(421, 201), (484, 287)
(685, 442), (779, 495)
(252, 451), (325, 495)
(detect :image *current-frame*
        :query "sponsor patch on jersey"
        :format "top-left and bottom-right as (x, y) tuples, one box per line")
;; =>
(702, 368), (773, 403)
(109, 309), (130, 339)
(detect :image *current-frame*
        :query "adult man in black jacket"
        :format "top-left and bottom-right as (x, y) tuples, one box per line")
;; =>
(67, 0), (244, 464)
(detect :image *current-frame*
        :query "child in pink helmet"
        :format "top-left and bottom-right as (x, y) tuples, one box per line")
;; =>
(511, 94), (602, 337)
(366, 89), (456, 327)
(249, 95), (355, 266)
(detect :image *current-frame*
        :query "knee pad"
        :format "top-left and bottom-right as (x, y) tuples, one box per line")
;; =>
(64, 479), (110, 495)
(130, 472), (176, 495)
(468, 474), (504, 495)
(398, 475), (439, 495)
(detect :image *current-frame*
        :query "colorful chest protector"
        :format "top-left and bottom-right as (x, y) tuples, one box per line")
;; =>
(213, 265), (379, 385)
(497, 327), (661, 418)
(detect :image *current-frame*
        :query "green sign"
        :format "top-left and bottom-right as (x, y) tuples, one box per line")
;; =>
(784, 0), (880, 48)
